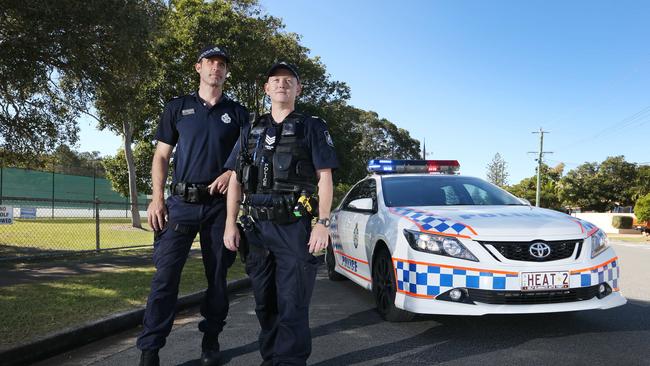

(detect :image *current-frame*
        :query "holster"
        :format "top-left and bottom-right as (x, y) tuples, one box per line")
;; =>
(237, 223), (249, 263)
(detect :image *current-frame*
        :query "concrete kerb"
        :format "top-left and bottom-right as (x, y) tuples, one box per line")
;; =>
(0, 277), (252, 366)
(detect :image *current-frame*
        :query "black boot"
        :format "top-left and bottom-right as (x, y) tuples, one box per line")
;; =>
(139, 349), (160, 366)
(200, 334), (221, 366)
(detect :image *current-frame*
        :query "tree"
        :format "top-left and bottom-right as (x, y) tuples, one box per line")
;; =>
(508, 163), (564, 210)
(486, 153), (509, 187)
(560, 156), (638, 211)
(633, 165), (650, 200)
(635, 193), (650, 223)
(1, 0), (163, 226)
(102, 142), (156, 197)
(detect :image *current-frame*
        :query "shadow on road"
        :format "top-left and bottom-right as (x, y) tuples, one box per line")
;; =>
(311, 299), (650, 366)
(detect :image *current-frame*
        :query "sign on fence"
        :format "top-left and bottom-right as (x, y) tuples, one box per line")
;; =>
(0, 205), (13, 224)
(20, 207), (37, 219)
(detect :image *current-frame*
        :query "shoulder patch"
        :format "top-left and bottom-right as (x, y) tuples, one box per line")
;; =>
(324, 130), (334, 147)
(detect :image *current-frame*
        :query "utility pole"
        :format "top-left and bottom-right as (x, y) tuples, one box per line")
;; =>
(422, 138), (426, 160)
(529, 128), (553, 207)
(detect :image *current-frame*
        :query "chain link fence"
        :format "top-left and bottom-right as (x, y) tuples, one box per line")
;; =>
(0, 165), (165, 260)
(0, 166), (162, 260)
(0, 196), (158, 260)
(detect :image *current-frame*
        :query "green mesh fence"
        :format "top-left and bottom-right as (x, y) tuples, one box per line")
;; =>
(0, 167), (148, 209)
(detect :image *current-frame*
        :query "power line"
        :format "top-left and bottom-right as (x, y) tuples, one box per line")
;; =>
(556, 103), (650, 151)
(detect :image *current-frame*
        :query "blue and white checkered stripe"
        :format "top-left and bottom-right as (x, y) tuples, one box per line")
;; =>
(394, 260), (519, 297)
(389, 207), (476, 237)
(571, 259), (620, 289)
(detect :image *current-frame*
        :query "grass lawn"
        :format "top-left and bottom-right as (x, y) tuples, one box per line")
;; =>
(0, 250), (246, 349)
(0, 218), (199, 257)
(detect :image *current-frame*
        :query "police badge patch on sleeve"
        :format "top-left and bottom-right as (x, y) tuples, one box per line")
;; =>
(324, 130), (334, 147)
(221, 113), (232, 124)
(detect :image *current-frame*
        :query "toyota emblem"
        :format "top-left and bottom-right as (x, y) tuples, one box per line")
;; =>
(529, 242), (551, 259)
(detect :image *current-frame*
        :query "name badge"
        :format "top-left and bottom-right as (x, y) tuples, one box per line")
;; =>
(182, 108), (195, 116)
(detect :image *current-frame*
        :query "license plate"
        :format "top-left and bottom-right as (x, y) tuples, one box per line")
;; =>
(521, 271), (570, 291)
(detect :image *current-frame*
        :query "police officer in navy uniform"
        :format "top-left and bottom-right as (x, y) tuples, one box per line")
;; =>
(137, 45), (248, 366)
(223, 62), (338, 366)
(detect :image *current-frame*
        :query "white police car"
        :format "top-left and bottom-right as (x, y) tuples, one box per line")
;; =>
(326, 159), (626, 321)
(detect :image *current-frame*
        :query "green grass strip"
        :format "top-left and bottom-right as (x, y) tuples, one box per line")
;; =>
(0, 254), (246, 348)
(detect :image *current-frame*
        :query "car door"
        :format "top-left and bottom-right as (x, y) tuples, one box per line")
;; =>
(335, 179), (377, 285)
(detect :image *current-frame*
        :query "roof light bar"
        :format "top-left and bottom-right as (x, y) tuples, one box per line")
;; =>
(367, 159), (460, 175)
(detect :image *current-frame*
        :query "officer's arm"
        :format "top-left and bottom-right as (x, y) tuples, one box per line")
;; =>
(148, 142), (173, 231)
(316, 169), (334, 219)
(308, 168), (333, 253)
(224, 171), (241, 251)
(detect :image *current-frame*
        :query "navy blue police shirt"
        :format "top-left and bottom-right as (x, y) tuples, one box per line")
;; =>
(224, 112), (338, 172)
(155, 93), (249, 185)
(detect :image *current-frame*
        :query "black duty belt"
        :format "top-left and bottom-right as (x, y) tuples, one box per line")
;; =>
(171, 182), (222, 203)
(244, 193), (300, 224)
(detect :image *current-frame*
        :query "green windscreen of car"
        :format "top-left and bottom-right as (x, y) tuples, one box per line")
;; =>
(381, 175), (524, 207)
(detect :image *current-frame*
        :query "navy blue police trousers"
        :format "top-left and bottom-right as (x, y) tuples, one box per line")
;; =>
(244, 217), (319, 366)
(137, 195), (234, 350)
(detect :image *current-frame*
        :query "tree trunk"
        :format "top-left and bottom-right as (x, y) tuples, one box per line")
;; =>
(123, 120), (142, 228)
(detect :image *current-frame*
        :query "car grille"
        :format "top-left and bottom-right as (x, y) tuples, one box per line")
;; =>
(482, 240), (582, 262)
(466, 286), (600, 305)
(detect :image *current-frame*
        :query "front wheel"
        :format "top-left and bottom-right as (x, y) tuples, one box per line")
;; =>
(372, 248), (414, 322)
(326, 242), (347, 281)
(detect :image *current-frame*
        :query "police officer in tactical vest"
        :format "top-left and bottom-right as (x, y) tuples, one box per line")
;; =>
(223, 62), (338, 366)
(137, 45), (248, 366)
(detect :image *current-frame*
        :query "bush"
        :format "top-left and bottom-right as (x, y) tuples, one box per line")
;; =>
(612, 215), (633, 229)
(635, 193), (650, 223)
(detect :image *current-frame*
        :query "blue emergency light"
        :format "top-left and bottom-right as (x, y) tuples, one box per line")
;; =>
(367, 159), (460, 174)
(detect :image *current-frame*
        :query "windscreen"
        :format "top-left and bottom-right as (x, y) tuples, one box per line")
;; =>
(381, 175), (524, 207)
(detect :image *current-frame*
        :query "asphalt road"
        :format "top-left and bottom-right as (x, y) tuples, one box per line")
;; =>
(39, 241), (650, 366)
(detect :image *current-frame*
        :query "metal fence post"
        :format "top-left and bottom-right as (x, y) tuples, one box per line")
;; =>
(92, 164), (96, 219)
(51, 167), (55, 219)
(95, 197), (100, 251)
(0, 166), (3, 205)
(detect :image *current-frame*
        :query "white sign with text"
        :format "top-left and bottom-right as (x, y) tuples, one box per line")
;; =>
(0, 205), (14, 224)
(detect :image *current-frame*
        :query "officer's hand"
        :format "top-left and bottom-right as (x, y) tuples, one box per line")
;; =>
(308, 224), (329, 254)
(209, 171), (232, 195)
(223, 223), (240, 252)
(147, 198), (167, 231)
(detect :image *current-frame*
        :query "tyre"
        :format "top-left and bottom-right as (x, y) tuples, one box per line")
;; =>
(326, 242), (347, 281)
(372, 248), (415, 322)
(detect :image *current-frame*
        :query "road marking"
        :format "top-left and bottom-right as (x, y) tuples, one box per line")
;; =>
(611, 242), (650, 249)
(349, 340), (449, 365)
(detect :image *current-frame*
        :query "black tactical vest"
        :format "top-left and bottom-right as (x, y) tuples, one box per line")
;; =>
(241, 112), (317, 194)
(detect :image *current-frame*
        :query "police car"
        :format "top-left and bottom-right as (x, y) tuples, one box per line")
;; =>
(326, 159), (626, 321)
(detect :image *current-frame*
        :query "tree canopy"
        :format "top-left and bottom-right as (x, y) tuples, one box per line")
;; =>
(2, 0), (422, 200)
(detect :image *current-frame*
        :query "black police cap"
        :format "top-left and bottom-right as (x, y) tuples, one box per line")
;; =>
(266, 62), (300, 82)
(197, 45), (230, 63)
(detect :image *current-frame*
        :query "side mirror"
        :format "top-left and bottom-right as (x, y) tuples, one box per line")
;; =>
(348, 197), (374, 212)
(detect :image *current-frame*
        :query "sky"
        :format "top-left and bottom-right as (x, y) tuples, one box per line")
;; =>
(77, 0), (650, 183)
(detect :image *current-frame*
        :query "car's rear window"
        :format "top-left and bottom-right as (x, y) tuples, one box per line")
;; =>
(381, 175), (524, 207)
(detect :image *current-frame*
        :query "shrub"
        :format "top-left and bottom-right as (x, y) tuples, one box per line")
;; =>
(612, 215), (633, 229)
(635, 193), (650, 223)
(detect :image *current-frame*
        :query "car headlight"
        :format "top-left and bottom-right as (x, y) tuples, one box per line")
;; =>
(403, 229), (478, 261)
(591, 229), (609, 258)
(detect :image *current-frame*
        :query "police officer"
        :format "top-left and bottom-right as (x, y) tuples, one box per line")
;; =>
(223, 62), (338, 366)
(137, 45), (248, 366)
